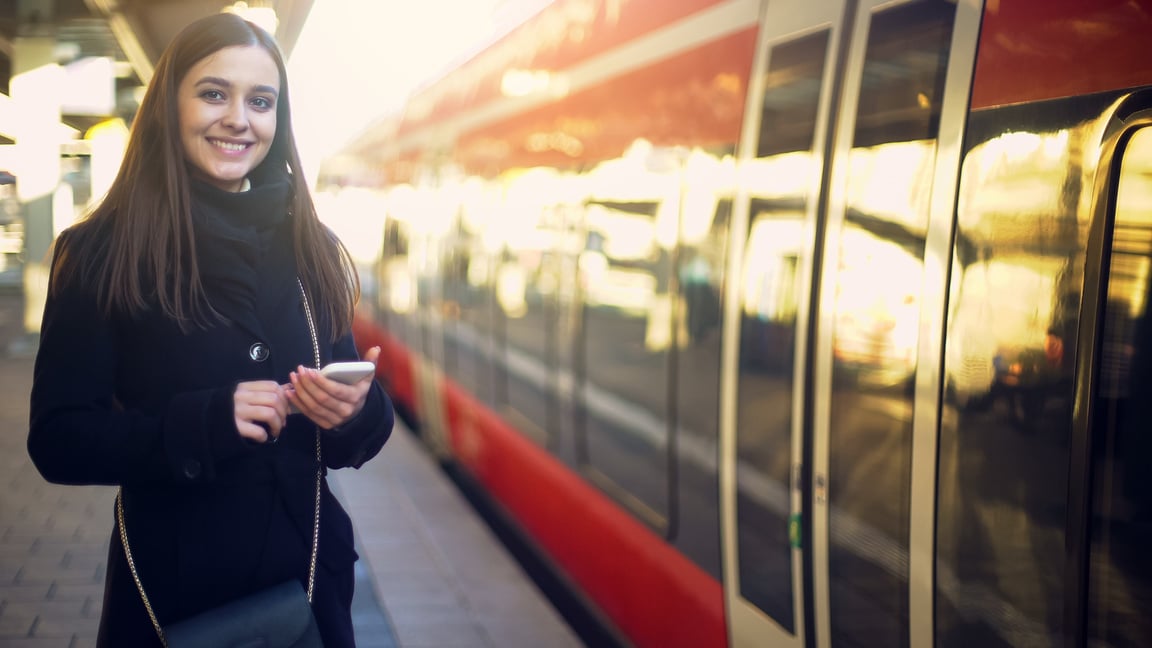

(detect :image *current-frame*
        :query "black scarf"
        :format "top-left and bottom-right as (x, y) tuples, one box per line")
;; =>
(190, 168), (293, 324)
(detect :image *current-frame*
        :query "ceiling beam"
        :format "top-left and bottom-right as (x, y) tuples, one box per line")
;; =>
(83, 0), (153, 82)
(83, 0), (315, 85)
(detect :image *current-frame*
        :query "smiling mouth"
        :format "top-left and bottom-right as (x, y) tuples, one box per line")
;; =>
(209, 139), (250, 152)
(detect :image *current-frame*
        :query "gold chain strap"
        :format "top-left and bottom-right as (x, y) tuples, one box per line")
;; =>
(115, 278), (324, 645)
(115, 492), (164, 641)
(297, 277), (324, 603)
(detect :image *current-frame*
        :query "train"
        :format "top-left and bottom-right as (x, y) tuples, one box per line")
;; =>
(318, 0), (1152, 646)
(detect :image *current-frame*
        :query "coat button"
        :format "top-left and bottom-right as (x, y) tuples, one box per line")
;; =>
(249, 342), (270, 362)
(183, 459), (202, 480)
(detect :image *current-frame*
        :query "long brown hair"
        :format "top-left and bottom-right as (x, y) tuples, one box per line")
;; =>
(55, 12), (357, 339)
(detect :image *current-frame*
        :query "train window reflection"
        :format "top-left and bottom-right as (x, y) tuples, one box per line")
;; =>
(577, 194), (674, 528)
(492, 170), (578, 447)
(1086, 125), (1152, 647)
(377, 196), (420, 350)
(441, 209), (496, 408)
(582, 201), (661, 311)
(826, 1), (954, 646)
(757, 31), (830, 157)
(935, 79), (1083, 648)
(734, 27), (831, 633)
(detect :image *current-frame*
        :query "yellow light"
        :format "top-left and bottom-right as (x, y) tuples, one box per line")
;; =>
(501, 69), (550, 97)
(225, 1), (279, 36)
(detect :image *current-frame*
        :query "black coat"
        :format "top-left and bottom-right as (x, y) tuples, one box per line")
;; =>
(27, 204), (393, 646)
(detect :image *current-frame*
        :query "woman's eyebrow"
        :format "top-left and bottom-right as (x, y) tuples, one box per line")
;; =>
(194, 76), (279, 96)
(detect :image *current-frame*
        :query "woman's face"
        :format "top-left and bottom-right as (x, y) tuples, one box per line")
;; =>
(177, 45), (279, 192)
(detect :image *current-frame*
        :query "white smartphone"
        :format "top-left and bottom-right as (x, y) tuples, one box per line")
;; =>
(319, 361), (375, 385)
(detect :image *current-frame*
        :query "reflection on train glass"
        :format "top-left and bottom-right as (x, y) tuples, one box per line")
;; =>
(733, 24), (830, 634)
(825, 4), (953, 646)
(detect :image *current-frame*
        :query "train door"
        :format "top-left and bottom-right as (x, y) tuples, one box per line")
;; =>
(1072, 111), (1152, 648)
(811, 1), (979, 647)
(721, 0), (981, 646)
(719, 1), (846, 645)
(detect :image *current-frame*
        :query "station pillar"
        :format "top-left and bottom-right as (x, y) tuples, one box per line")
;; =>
(10, 29), (62, 353)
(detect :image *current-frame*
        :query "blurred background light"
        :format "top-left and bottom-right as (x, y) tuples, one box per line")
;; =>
(287, 0), (538, 183)
(226, 1), (280, 36)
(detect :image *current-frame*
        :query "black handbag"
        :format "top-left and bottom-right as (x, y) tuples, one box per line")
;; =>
(163, 580), (322, 647)
(116, 279), (326, 648)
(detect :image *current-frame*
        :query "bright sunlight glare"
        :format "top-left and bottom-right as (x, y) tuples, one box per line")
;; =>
(287, 0), (515, 183)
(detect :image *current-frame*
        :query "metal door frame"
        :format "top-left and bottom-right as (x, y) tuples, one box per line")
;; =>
(718, 1), (849, 645)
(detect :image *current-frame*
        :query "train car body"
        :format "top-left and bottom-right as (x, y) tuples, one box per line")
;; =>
(327, 0), (1152, 646)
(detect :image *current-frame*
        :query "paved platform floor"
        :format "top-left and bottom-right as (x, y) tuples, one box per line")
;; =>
(0, 290), (584, 648)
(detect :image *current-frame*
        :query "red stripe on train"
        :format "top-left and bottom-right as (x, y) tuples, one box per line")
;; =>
(356, 317), (727, 648)
(353, 314), (415, 409)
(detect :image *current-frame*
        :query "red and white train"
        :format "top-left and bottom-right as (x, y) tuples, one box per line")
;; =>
(323, 0), (1152, 646)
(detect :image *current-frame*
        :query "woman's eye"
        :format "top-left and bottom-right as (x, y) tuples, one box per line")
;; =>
(200, 90), (224, 101)
(251, 96), (274, 110)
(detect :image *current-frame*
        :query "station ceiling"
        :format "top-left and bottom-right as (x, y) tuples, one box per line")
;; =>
(83, 0), (316, 82)
(0, 1), (315, 137)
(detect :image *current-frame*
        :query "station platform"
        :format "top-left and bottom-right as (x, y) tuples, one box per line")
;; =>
(0, 289), (585, 648)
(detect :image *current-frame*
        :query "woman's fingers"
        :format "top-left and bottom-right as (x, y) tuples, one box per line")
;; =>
(287, 350), (379, 429)
(287, 367), (351, 428)
(361, 345), (382, 370)
(234, 381), (289, 443)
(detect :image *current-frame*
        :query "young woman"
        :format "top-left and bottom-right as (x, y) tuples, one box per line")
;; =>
(27, 12), (393, 646)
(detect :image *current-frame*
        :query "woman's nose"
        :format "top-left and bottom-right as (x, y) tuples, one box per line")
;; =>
(221, 101), (249, 130)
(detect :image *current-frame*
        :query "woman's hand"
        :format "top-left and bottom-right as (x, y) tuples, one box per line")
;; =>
(286, 346), (381, 430)
(234, 380), (290, 443)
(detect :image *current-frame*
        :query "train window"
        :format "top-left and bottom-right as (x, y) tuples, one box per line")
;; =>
(440, 227), (460, 382)
(673, 194), (730, 576)
(378, 207), (420, 351)
(575, 195), (674, 528)
(440, 207), (495, 407)
(935, 39), (1090, 648)
(490, 171), (565, 447)
(825, 1), (954, 646)
(495, 189), (571, 447)
(1085, 126), (1152, 647)
(735, 28), (831, 633)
